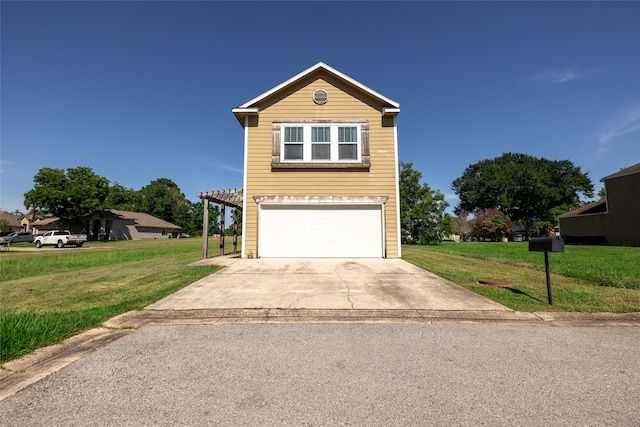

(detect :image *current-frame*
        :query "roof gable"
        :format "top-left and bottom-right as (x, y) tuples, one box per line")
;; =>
(232, 62), (399, 125)
(602, 162), (640, 181)
(558, 199), (607, 218)
(0, 211), (22, 227)
(30, 217), (60, 226)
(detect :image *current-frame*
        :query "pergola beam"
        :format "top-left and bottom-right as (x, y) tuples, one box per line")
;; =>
(197, 188), (243, 259)
(197, 189), (243, 209)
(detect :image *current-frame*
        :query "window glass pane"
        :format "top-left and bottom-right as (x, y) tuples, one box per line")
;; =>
(312, 127), (331, 142)
(284, 127), (303, 142)
(284, 144), (303, 160)
(339, 144), (358, 160)
(312, 144), (330, 160)
(338, 127), (357, 142)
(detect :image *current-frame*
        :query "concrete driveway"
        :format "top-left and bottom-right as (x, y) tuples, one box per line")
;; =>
(146, 258), (508, 311)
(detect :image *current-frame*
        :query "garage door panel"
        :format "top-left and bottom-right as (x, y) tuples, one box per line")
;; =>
(259, 205), (383, 258)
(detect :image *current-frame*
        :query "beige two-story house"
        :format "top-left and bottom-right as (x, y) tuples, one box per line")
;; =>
(232, 63), (401, 258)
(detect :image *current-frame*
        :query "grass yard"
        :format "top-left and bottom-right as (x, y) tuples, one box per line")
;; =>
(2, 238), (639, 364)
(0, 238), (232, 363)
(402, 242), (640, 313)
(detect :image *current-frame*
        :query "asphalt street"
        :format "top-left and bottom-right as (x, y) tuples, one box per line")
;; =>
(1, 323), (638, 426)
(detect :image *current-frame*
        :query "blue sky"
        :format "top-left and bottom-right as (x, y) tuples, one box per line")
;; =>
(2, 1), (639, 215)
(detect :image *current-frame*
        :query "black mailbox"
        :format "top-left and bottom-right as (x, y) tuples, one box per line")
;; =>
(528, 236), (565, 305)
(529, 236), (564, 253)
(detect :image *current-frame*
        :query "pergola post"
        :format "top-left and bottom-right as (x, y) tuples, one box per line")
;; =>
(233, 208), (238, 254)
(202, 200), (209, 259)
(219, 204), (226, 256)
(197, 189), (243, 259)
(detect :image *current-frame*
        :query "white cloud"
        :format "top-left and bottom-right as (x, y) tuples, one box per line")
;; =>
(583, 105), (640, 165)
(445, 193), (459, 202)
(215, 163), (243, 174)
(533, 68), (583, 84)
(192, 157), (243, 174)
(598, 106), (640, 144)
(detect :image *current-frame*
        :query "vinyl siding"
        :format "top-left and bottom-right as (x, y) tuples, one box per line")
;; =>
(559, 172), (640, 246)
(243, 73), (399, 257)
(603, 173), (640, 245)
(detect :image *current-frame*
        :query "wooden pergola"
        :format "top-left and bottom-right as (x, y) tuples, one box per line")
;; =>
(197, 188), (243, 259)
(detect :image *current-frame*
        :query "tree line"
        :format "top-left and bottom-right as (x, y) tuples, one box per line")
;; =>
(24, 152), (594, 244)
(23, 167), (223, 237)
(401, 152), (594, 244)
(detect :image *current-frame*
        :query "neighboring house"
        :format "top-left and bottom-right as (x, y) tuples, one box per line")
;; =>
(30, 217), (65, 235)
(20, 215), (32, 232)
(558, 163), (640, 246)
(90, 209), (181, 240)
(231, 62), (401, 258)
(0, 211), (24, 233)
(31, 210), (181, 240)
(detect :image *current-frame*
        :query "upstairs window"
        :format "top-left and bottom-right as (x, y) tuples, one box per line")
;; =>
(283, 126), (304, 160)
(338, 126), (358, 160)
(281, 123), (362, 163)
(311, 126), (331, 160)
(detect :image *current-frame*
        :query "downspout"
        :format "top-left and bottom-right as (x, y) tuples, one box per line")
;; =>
(241, 115), (249, 258)
(393, 115), (401, 258)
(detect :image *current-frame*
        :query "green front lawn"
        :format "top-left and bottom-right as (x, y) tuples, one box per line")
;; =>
(0, 238), (229, 363)
(402, 242), (640, 312)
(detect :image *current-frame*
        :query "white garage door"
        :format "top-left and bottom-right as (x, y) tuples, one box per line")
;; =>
(259, 205), (384, 258)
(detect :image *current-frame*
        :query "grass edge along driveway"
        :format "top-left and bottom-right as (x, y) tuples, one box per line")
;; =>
(402, 243), (639, 313)
(0, 239), (225, 363)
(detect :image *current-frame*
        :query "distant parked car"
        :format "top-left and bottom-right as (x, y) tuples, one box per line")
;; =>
(34, 230), (87, 248)
(6, 231), (34, 243)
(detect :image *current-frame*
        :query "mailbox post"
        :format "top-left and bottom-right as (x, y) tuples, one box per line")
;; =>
(528, 236), (565, 305)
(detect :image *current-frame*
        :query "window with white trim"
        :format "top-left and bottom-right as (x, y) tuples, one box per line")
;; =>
(283, 126), (304, 160)
(282, 123), (362, 163)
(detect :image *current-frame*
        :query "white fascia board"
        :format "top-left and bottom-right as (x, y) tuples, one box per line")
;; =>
(231, 107), (259, 114)
(232, 107), (260, 127)
(237, 62), (400, 109)
(383, 107), (401, 115)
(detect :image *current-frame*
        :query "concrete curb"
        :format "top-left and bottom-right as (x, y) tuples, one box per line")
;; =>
(105, 308), (640, 327)
(2, 309), (638, 401)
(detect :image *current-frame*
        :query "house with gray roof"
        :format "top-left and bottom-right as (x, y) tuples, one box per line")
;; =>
(0, 211), (24, 233)
(89, 209), (182, 241)
(30, 210), (181, 240)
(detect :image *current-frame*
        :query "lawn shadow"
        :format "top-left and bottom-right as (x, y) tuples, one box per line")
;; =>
(505, 287), (546, 304)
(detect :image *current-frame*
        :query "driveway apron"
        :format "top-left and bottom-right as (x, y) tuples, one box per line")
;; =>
(146, 258), (508, 311)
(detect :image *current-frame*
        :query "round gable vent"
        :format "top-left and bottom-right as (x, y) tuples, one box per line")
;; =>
(313, 89), (328, 105)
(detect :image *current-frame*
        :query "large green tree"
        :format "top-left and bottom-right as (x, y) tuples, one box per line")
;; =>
(105, 182), (140, 211)
(24, 167), (109, 225)
(187, 200), (221, 236)
(400, 162), (453, 245)
(138, 178), (189, 225)
(451, 153), (593, 226)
